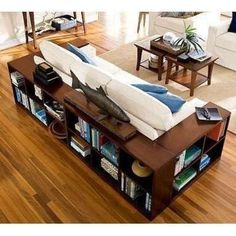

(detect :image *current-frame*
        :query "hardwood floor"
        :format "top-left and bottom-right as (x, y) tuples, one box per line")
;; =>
(0, 12), (235, 223)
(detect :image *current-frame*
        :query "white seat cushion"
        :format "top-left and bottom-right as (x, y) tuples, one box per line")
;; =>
(70, 60), (112, 91)
(39, 40), (83, 76)
(215, 32), (236, 52)
(106, 79), (174, 131)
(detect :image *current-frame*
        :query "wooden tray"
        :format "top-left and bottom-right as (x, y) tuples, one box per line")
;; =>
(151, 36), (185, 55)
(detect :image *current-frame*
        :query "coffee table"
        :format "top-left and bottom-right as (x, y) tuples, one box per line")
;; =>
(165, 55), (218, 96)
(135, 35), (174, 81)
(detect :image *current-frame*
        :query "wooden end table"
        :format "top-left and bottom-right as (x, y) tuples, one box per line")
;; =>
(165, 55), (218, 96)
(134, 35), (169, 81)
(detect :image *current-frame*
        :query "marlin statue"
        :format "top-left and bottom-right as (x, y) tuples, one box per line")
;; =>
(70, 70), (130, 123)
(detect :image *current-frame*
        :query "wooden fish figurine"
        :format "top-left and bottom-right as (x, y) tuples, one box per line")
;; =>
(71, 70), (130, 123)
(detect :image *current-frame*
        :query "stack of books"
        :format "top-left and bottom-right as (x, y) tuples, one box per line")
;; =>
(44, 100), (64, 121)
(75, 117), (91, 143)
(91, 128), (107, 151)
(70, 135), (91, 157)
(174, 150), (186, 176)
(173, 167), (197, 191)
(101, 158), (118, 180)
(121, 172), (152, 212)
(11, 71), (24, 87)
(199, 154), (211, 171)
(184, 145), (201, 167)
(100, 141), (119, 166)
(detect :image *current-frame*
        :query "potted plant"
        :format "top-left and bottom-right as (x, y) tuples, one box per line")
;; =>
(172, 21), (204, 53)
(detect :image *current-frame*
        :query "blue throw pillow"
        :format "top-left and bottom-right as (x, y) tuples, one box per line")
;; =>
(228, 12), (236, 33)
(67, 43), (96, 65)
(132, 83), (168, 94)
(147, 92), (186, 113)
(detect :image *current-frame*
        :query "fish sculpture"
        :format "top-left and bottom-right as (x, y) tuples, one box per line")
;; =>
(70, 70), (130, 123)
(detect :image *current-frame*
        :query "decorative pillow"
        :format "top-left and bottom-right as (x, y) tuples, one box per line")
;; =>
(147, 92), (186, 113)
(67, 43), (96, 65)
(228, 12), (236, 33)
(132, 83), (168, 94)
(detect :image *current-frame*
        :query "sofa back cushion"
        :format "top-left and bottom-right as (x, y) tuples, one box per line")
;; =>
(70, 60), (112, 91)
(106, 79), (174, 131)
(39, 40), (82, 76)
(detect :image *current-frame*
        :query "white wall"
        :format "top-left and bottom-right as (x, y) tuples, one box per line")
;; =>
(0, 12), (98, 51)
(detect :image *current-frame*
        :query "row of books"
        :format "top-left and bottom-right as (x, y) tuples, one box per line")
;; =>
(34, 84), (43, 100)
(70, 135), (91, 158)
(11, 71), (24, 87)
(91, 128), (107, 151)
(101, 157), (118, 181)
(199, 154), (211, 171)
(173, 167), (197, 191)
(121, 172), (152, 212)
(174, 145), (202, 176)
(75, 118), (91, 143)
(14, 86), (30, 110)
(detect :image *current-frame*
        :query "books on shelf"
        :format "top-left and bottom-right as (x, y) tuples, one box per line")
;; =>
(70, 135), (91, 157)
(199, 154), (211, 171)
(184, 145), (201, 167)
(75, 117), (91, 143)
(11, 71), (24, 87)
(14, 86), (30, 110)
(174, 150), (186, 176)
(121, 172), (152, 212)
(91, 128), (106, 151)
(100, 141), (119, 167)
(101, 157), (118, 180)
(173, 167), (197, 191)
(44, 100), (64, 121)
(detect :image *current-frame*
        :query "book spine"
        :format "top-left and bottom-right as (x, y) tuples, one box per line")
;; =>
(121, 172), (124, 191)
(145, 192), (149, 210)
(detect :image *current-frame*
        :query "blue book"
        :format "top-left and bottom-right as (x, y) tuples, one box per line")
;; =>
(100, 142), (119, 166)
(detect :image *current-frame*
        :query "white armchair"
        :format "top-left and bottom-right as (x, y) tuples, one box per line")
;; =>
(206, 19), (236, 71)
(149, 12), (220, 43)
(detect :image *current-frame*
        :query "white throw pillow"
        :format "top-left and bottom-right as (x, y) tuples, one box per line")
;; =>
(70, 60), (112, 91)
(39, 40), (82, 76)
(106, 79), (174, 131)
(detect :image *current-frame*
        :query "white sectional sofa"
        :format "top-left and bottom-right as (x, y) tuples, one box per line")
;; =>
(149, 12), (220, 42)
(34, 40), (205, 141)
(206, 19), (236, 71)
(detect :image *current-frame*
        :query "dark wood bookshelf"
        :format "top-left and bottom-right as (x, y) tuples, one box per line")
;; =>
(7, 38), (231, 220)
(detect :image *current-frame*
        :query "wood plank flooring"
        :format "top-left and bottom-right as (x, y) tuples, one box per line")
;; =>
(0, 12), (236, 223)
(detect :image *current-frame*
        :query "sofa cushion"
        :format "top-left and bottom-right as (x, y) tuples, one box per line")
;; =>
(39, 40), (82, 76)
(228, 12), (236, 33)
(70, 60), (112, 91)
(215, 32), (236, 52)
(112, 70), (149, 84)
(67, 43), (96, 65)
(93, 57), (121, 75)
(106, 79), (174, 131)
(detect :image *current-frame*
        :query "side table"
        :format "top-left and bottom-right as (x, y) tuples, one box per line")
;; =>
(165, 55), (218, 96)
